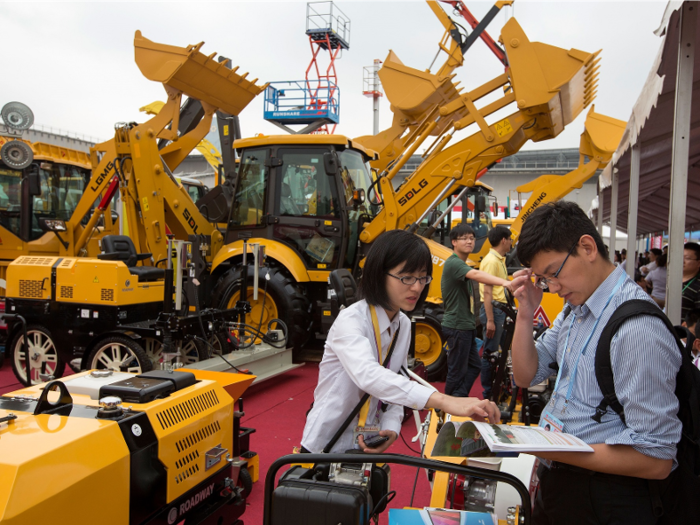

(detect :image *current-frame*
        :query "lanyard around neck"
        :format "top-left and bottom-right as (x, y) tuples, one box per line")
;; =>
(553, 273), (627, 406)
(683, 276), (698, 294)
(358, 305), (397, 427)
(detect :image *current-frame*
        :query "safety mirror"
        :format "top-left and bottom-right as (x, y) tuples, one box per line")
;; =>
(323, 151), (338, 176)
(476, 195), (487, 213)
(39, 218), (67, 232)
(27, 168), (41, 196)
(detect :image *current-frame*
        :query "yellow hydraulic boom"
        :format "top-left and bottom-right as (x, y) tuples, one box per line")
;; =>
(74, 31), (266, 264)
(354, 0), (513, 175)
(510, 106), (626, 243)
(356, 16), (600, 301)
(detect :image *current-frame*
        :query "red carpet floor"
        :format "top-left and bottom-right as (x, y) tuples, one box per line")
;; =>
(0, 357), (483, 524)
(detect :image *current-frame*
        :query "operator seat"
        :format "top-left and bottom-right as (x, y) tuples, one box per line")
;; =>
(280, 183), (302, 216)
(97, 235), (165, 282)
(329, 269), (358, 317)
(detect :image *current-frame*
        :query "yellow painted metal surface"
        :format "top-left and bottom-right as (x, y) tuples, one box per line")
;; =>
(232, 134), (378, 161)
(211, 238), (311, 283)
(0, 137), (91, 169)
(5, 256), (164, 305)
(0, 408), (130, 525)
(510, 106), (625, 243)
(134, 31), (267, 117)
(5, 256), (57, 300)
(0, 371), (254, 522)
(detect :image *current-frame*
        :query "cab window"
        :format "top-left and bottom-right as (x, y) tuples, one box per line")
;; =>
(230, 148), (268, 227)
(31, 163), (92, 241)
(277, 149), (339, 218)
(0, 168), (22, 237)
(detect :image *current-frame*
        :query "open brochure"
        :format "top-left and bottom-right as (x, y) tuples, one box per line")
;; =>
(431, 420), (593, 458)
(389, 508), (496, 525)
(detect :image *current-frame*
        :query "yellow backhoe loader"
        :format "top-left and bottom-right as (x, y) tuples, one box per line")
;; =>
(203, 13), (602, 380)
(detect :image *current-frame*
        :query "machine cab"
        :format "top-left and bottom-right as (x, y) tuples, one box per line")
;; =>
(227, 135), (378, 271)
(0, 148), (93, 244)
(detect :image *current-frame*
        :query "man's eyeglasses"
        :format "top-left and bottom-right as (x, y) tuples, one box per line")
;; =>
(387, 273), (433, 286)
(456, 236), (475, 242)
(533, 241), (578, 290)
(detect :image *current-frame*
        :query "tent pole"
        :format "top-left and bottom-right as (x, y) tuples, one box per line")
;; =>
(667, 1), (697, 324)
(627, 142), (641, 280)
(610, 169), (619, 263)
(597, 185), (604, 238)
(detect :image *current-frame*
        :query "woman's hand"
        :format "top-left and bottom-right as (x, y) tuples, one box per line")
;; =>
(427, 393), (501, 423)
(358, 430), (398, 453)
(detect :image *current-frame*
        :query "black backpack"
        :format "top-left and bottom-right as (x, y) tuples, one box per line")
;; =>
(593, 299), (700, 522)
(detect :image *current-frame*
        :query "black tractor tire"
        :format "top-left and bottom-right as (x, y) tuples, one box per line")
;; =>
(412, 305), (447, 382)
(10, 325), (65, 386)
(211, 265), (310, 352)
(87, 335), (153, 374)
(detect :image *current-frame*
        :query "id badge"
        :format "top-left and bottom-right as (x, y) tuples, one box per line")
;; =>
(353, 425), (380, 449)
(538, 410), (564, 468)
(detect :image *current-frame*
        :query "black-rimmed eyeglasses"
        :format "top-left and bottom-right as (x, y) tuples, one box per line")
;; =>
(386, 273), (433, 286)
(533, 241), (578, 290)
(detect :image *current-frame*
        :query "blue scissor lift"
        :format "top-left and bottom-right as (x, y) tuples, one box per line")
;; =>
(264, 1), (350, 134)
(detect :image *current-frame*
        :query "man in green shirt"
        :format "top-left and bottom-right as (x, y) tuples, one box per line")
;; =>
(478, 225), (512, 399)
(441, 224), (512, 397)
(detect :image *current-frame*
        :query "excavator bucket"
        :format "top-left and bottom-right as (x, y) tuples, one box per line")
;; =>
(134, 30), (267, 116)
(378, 50), (466, 133)
(503, 17), (600, 139)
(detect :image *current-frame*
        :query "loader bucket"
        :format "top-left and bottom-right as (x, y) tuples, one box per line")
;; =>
(134, 30), (267, 116)
(578, 105), (626, 163)
(503, 18), (600, 138)
(379, 50), (466, 128)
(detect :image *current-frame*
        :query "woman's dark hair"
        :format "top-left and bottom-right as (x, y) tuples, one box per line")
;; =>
(657, 253), (668, 268)
(517, 201), (609, 267)
(359, 230), (432, 311)
(650, 248), (662, 258)
(487, 225), (511, 247)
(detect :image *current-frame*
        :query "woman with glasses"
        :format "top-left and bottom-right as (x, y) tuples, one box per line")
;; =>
(300, 230), (500, 454)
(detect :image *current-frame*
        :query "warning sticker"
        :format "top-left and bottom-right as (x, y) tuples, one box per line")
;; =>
(533, 305), (551, 328)
(494, 118), (513, 137)
(142, 197), (150, 212)
(93, 276), (99, 283)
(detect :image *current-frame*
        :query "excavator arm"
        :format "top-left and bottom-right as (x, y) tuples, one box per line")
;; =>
(354, 0), (511, 176)
(72, 31), (266, 264)
(509, 106), (626, 243)
(361, 16), (601, 248)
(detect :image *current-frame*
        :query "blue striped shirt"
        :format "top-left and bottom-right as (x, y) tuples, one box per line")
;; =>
(532, 266), (682, 462)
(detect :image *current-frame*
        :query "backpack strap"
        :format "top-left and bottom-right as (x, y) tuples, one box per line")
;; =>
(593, 299), (684, 424)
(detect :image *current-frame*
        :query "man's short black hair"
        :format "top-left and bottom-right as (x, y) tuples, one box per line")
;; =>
(686, 309), (700, 332)
(359, 230), (432, 311)
(449, 223), (475, 244)
(650, 248), (662, 257)
(487, 225), (511, 247)
(516, 201), (609, 267)
(685, 242), (700, 259)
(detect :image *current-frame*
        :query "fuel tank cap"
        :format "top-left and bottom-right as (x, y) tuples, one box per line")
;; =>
(97, 395), (124, 419)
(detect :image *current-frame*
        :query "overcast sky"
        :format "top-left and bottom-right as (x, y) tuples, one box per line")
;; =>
(2, 1), (668, 152)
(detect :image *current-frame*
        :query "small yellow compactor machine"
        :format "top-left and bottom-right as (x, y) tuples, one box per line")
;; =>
(0, 368), (255, 525)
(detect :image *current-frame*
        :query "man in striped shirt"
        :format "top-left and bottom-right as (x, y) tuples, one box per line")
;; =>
(510, 201), (681, 525)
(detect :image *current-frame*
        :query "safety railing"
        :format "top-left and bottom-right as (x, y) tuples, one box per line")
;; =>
(263, 80), (340, 125)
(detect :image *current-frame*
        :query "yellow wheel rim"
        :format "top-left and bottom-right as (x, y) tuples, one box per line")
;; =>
(227, 287), (279, 342)
(414, 322), (443, 366)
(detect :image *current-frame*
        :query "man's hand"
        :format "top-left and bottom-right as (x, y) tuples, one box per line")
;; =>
(510, 269), (543, 315)
(486, 319), (496, 338)
(358, 430), (397, 453)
